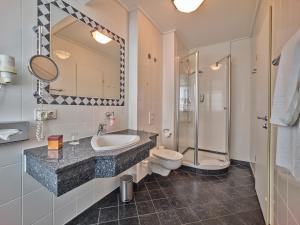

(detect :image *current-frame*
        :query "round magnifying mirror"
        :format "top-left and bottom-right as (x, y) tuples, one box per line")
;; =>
(28, 55), (59, 82)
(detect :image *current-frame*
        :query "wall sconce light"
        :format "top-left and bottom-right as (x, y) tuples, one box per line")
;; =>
(0, 55), (17, 86)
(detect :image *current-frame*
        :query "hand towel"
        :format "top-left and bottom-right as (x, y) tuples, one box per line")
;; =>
(271, 29), (300, 126)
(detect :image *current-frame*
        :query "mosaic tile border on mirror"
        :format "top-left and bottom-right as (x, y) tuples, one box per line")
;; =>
(36, 0), (126, 106)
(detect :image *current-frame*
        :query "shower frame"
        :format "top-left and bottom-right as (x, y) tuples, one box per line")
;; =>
(176, 51), (232, 167)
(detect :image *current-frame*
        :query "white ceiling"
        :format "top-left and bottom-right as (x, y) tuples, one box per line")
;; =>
(119, 0), (260, 49)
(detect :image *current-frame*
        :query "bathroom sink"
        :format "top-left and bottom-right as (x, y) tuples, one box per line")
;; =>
(91, 134), (140, 151)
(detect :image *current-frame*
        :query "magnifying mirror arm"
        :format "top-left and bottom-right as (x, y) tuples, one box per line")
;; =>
(33, 25), (43, 55)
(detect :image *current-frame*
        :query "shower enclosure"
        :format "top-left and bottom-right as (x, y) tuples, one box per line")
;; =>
(176, 51), (231, 172)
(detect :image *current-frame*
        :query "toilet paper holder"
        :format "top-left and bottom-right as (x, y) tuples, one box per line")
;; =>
(163, 129), (172, 138)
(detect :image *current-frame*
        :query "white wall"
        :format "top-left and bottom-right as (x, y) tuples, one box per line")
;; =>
(162, 31), (176, 148)
(0, 0), (132, 224)
(161, 31), (187, 149)
(230, 38), (252, 162)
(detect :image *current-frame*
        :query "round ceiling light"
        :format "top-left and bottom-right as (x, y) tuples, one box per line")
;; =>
(173, 0), (205, 13)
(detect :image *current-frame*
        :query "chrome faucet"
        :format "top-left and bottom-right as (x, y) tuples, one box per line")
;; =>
(97, 123), (107, 136)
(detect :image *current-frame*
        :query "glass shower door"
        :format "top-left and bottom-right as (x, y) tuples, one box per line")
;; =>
(177, 51), (199, 165)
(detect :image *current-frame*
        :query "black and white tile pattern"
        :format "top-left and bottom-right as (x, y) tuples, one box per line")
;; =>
(66, 164), (265, 225)
(37, 0), (125, 106)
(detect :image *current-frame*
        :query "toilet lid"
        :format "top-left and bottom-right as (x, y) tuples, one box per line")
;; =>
(152, 149), (183, 161)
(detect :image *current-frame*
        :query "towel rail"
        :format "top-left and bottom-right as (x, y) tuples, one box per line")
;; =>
(272, 54), (281, 66)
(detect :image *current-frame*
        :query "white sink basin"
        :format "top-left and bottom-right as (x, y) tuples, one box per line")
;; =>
(91, 134), (140, 151)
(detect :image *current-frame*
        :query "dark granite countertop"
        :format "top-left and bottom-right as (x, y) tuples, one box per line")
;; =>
(24, 129), (158, 196)
(24, 129), (158, 174)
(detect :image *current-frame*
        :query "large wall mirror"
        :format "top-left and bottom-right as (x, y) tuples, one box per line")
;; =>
(37, 0), (125, 106)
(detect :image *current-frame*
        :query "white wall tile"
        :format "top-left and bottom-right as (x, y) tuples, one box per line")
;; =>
(32, 214), (53, 225)
(0, 198), (22, 225)
(53, 200), (76, 225)
(0, 163), (21, 205)
(0, 143), (22, 167)
(22, 156), (44, 195)
(23, 188), (53, 225)
(53, 188), (78, 211)
(77, 191), (94, 215)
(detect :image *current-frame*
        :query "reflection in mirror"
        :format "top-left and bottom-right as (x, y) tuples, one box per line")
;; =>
(28, 55), (59, 82)
(50, 5), (121, 99)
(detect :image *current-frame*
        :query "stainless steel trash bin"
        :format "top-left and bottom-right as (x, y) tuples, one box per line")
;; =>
(120, 175), (133, 203)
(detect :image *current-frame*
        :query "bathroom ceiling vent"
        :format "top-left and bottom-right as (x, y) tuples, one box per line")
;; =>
(172, 0), (205, 13)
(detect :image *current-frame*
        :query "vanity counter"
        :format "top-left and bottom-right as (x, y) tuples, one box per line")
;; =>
(24, 130), (158, 196)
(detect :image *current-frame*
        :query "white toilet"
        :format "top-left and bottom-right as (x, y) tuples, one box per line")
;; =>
(150, 147), (183, 176)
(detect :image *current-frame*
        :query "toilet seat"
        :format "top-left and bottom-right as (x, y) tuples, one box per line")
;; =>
(151, 149), (183, 161)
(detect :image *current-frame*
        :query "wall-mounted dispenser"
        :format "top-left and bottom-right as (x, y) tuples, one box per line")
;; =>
(0, 121), (29, 144)
(0, 54), (17, 86)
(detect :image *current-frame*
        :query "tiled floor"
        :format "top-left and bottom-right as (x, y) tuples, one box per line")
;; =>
(66, 164), (265, 225)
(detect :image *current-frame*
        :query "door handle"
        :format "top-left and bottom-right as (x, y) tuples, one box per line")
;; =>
(257, 115), (268, 122)
(257, 115), (268, 129)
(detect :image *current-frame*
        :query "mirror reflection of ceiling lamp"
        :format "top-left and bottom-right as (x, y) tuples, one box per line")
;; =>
(173, 0), (205, 13)
(91, 29), (112, 44)
(54, 50), (71, 60)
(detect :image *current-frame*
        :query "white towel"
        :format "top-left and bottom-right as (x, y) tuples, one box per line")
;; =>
(271, 29), (300, 180)
(271, 29), (300, 126)
(276, 121), (300, 180)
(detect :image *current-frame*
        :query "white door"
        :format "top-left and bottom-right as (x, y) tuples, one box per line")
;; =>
(252, 7), (272, 224)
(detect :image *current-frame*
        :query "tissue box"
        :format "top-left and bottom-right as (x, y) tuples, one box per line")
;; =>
(0, 121), (29, 144)
(48, 135), (63, 150)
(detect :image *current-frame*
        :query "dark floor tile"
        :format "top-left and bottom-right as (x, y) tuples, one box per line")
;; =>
(94, 191), (118, 208)
(149, 189), (165, 199)
(237, 185), (257, 197)
(175, 207), (200, 224)
(66, 206), (99, 225)
(158, 180), (173, 188)
(220, 215), (246, 225)
(99, 221), (119, 225)
(66, 166), (265, 225)
(119, 204), (137, 219)
(145, 181), (160, 190)
(99, 207), (118, 223)
(239, 209), (265, 225)
(154, 174), (170, 181)
(161, 187), (179, 197)
(199, 219), (222, 225)
(153, 198), (172, 211)
(191, 201), (230, 220)
(157, 210), (181, 225)
(134, 183), (147, 192)
(136, 201), (155, 215)
(134, 191), (151, 202)
(187, 222), (203, 225)
(119, 217), (140, 225)
(139, 213), (160, 225)
(169, 196), (189, 208)
(140, 174), (157, 183)
(221, 196), (260, 214)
